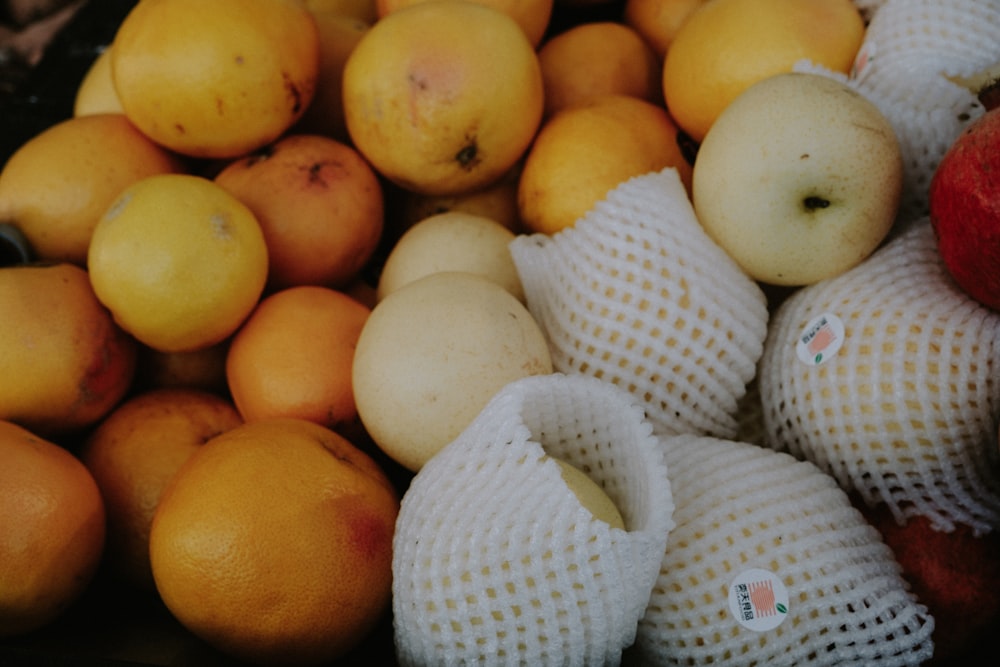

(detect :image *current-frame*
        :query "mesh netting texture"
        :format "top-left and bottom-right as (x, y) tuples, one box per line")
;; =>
(509, 168), (769, 441)
(759, 221), (1000, 535)
(796, 0), (1000, 225)
(628, 434), (935, 667)
(392, 373), (675, 666)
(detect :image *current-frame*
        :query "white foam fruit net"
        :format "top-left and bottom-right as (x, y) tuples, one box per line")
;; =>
(758, 221), (1000, 535)
(509, 168), (769, 441)
(392, 373), (675, 666)
(796, 0), (1000, 225)
(629, 434), (935, 667)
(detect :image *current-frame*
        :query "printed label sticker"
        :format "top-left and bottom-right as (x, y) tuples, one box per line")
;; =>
(796, 312), (845, 366)
(728, 568), (789, 632)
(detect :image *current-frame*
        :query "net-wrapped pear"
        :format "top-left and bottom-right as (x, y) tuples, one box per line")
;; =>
(510, 168), (769, 440)
(630, 434), (935, 666)
(392, 373), (675, 666)
(759, 221), (1000, 534)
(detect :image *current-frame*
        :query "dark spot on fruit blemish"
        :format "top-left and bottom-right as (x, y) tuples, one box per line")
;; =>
(234, 54), (244, 65)
(800, 153), (810, 160)
(455, 137), (480, 171)
(306, 161), (328, 186)
(408, 72), (429, 91)
(283, 72), (303, 114)
(174, 123), (186, 134)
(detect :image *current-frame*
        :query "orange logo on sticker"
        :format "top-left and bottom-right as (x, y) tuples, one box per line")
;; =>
(796, 312), (845, 366)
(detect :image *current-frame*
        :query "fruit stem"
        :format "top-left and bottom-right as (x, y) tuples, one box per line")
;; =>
(803, 196), (831, 211)
(946, 61), (1000, 112)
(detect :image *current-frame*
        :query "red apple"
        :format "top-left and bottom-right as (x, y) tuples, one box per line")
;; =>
(855, 498), (1000, 664)
(929, 105), (1000, 311)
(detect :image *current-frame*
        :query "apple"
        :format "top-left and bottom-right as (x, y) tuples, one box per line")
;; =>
(691, 72), (904, 286)
(855, 497), (1000, 664)
(928, 104), (1000, 312)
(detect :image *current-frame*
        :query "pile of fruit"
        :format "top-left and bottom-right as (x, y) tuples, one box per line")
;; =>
(2, 0), (1000, 665)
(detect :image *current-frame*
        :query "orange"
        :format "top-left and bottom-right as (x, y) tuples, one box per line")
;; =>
(73, 47), (125, 116)
(225, 285), (371, 432)
(110, 0), (320, 158)
(342, 0), (544, 196)
(0, 113), (185, 265)
(0, 262), (137, 436)
(149, 417), (399, 665)
(78, 388), (243, 591)
(538, 21), (662, 118)
(87, 173), (269, 353)
(213, 133), (384, 290)
(293, 11), (369, 143)
(623, 0), (708, 59)
(376, 0), (554, 47)
(662, 0), (865, 143)
(518, 94), (694, 235)
(0, 420), (106, 637)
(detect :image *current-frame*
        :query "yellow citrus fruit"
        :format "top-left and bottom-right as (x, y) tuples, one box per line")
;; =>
(623, 0), (708, 59)
(225, 285), (371, 433)
(110, 0), (320, 158)
(538, 20), (662, 118)
(78, 388), (244, 590)
(662, 0), (865, 143)
(213, 133), (384, 290)
(87, 173), (269, 353)
(149, 417), (399, 665)
(342, 0), (544, 196)
(0, 113), (185, 265)
(518, 94), (694, 235)
(293, 11), (369, 143)
(74, 47), (125, 116)
(0, 262), (137, 437)
(376, 0), (554, 47)
(0, 420), (106, 637)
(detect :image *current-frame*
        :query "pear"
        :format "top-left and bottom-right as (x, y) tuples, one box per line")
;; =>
(510, 168), (769, 440)
(758, 221), (1000, 534)
(631, 434), (935, 666)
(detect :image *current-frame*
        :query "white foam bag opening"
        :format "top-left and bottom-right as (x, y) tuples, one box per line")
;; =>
(392, 373), (675, 666)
